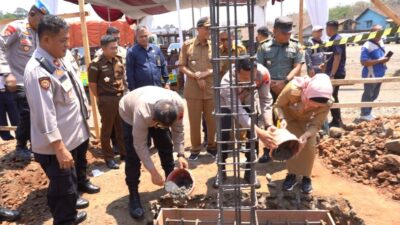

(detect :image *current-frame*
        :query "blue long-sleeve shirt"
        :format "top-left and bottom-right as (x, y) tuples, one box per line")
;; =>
(126, 43), (168, 90)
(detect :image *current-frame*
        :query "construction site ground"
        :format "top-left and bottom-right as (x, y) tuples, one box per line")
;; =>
(1, 44), (400, 225)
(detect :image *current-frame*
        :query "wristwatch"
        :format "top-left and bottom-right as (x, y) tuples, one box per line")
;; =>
(284, 78), (290, 84)
(177, 153), (185, 158)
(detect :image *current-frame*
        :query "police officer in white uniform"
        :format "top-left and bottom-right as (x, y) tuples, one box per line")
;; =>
(119, 86), (188, 219)
(0, 1), (50, 160)
(24, 15), (98, 225)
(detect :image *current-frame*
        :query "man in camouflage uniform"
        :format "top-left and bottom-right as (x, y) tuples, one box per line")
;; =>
(256, 16), (304, 163)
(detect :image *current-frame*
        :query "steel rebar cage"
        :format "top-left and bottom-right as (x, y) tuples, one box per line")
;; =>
(209, 0), (258, 224)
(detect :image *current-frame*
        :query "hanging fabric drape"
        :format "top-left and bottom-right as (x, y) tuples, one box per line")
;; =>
(305, 0), (329, 40)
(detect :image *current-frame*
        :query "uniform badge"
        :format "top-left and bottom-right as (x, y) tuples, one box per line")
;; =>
(39, 77), (51, 90)
(1, 25), (16, 37)
(55, 69), (64, 77)
(23, 46), (31, 52)
(104, 77), (110, 83)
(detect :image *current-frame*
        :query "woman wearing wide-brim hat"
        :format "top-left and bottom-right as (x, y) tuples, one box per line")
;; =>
(274, 74), (333, 194)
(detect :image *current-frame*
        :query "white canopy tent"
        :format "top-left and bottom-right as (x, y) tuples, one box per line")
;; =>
(82, 0), (268, 20)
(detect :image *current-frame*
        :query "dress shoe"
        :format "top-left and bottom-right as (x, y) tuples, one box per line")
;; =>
(76, 197), (89, 209)
(74, 211), (87, 224)
(106, 159), (120, 169)
(244, 171), (261, 189)
(129, 194), (144, 219)
(0, 207), (21, 222)
(78, 181), (100, 194)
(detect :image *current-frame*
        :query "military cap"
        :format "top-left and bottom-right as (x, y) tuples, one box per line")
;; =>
(257, 26), (271, 37)
(34, 0), (50, 15)
(197, 17), (211, 28)
(274, 16), (293, 33)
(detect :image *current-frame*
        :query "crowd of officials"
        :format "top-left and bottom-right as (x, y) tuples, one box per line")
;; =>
(0, 1), (391, 224)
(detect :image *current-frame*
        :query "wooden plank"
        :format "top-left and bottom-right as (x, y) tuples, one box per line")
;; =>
(58, 11), (90, 19)
(78, 0), (100, 140)
(331, 101), (400, 109)
(331, 77), (400, 85)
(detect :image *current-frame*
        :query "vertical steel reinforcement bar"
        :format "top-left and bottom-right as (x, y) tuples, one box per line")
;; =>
(209, 0), (257, 224)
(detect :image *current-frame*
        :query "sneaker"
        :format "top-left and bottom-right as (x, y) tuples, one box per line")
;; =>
(359, 114), (375, 121)
(282, 174), (297, 191)
(188, 152), (200, 161)
(301, 176), (313, 194)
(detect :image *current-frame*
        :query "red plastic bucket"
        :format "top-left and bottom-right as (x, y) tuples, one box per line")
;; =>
(165, 168), (194, 195)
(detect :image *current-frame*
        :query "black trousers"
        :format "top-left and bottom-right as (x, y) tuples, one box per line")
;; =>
(331, 74), (345, 123)
(15, 89), (30, 147)
(123, 122), (174, 195)
(220, 108), (259, 170)
(34, 139), (89, 225)
(0, 91), (19, 139)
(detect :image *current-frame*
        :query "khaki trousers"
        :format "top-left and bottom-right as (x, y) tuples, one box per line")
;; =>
(186, 98), (216, 153)
(98, 96), (126, 160)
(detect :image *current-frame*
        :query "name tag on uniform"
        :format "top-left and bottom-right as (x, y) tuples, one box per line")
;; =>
(59, 75), (73, 92)
(102, 65), (110, 72)
(155, 55), (161, 66)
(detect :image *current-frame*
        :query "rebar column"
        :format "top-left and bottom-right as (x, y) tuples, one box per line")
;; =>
(209, 1), (257, 224)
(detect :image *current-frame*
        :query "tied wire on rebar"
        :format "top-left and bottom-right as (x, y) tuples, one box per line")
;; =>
(209, 0), (257, 224)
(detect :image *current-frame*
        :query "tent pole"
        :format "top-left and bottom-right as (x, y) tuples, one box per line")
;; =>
(78, 0), (101, 140)
(107, 7), (111, 26)
(175, 0), (184, 46)
(298, 0), (304, 44)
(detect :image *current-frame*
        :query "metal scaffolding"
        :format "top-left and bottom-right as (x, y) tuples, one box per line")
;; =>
(209, 0), (258, 224)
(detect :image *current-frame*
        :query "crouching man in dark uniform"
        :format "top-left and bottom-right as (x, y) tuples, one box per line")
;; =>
(24, 15), (99, 225)
(119, 86), (188, 219)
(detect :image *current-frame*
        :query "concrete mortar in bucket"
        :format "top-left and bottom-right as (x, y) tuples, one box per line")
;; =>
(165, 168), (194, 198)
(270, 128), (300, 161)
